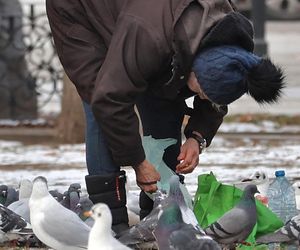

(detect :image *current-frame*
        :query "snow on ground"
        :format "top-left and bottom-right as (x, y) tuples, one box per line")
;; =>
(1, 134), (299, 197)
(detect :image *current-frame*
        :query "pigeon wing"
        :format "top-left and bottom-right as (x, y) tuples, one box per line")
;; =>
(205, 207), (252, 240)
(169, 225), (221, 250)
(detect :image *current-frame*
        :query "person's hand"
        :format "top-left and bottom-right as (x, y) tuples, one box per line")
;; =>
(176, 138), (200, 174)
(133, 160), (161, 193)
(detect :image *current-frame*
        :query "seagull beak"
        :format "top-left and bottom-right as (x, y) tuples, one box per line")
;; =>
(241, 178), (253, 182)
(83, 211), (92, 217)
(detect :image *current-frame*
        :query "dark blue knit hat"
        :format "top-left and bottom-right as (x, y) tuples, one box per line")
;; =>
(192, 46), (285, 105)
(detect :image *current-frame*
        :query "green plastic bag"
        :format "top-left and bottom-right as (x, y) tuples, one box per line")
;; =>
(193, 172), (284, 249)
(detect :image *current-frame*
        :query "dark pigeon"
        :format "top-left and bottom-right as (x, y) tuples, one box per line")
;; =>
(0, 203), (33, 243)
(154, 201), (221, 250)
(75, 196), (94, 227)
(60, 183), (81, 211)
(119, 175), (206, 248)
(0, 185), (7, 205)
(49, 190), (64, 202)
(118, 190), (168, 247)
(2, 186), (18, 207)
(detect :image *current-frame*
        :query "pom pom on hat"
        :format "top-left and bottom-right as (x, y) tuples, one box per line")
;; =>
(192, 45), (286, 105)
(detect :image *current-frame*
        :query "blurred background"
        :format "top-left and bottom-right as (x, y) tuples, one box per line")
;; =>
(0, 0), (299, 194)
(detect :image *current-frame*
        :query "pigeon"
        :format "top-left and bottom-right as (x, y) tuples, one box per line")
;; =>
(154, 201), (221, 250)
(0, 185), (8, 205)
(87, 203), (131, 250)
(204, 185), (259, 247)
(49, 190), (64, 202)
(60, 183), (81, 211)
(29, 176), (91, 250)
(75, 196), (95, 227)
(118, 190), (168, 247)
(241, 170), (270, 196)
(0, 185), (18, 207)
(168, 175), (204, 232)
(119, 175), (203, 247)
(0, 203), (33, 243)
(7, 179), (33, 223)
(256, 213), (300, 246)
(292, 181), (300, 211)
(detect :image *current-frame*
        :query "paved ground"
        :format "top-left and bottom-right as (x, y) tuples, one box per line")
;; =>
(229, 21), (300, 115)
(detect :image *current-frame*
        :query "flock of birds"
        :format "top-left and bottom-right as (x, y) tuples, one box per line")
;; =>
(0, 170), (299, 250)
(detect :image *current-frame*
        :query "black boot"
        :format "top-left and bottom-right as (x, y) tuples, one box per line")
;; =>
(85, 170), (129, 235)
(139, 190), (154, 220)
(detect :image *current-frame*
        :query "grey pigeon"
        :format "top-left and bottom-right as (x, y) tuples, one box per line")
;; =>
(154, 201), (221, 250)
(0, 185), (8, 205)
(204, 185), (259, 247)
(29, 176), (91, 250)
(60, 183), (81, 211)
(75, 196), (95, 227)
(49, 189), (64, 202)
(168, 175), (204, 232)
(119, 175), (205, 247)
(256, 213), (300, 246)
(88, 203), (131, 250)
(0, 203), (33, 243)
(2, 186), (18, 207)
(7, 179), (33, 223)
(118, 190), (168, 247)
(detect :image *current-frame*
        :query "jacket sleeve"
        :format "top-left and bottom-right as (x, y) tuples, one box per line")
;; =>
(184, 97), (228, 147)
(91, 15), (163, 167)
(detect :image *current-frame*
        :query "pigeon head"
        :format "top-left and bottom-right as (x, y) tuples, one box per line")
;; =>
(68, 183), (81, 193)
(75, 197), (94, 219)
(242, 185), (259, 201)
(0, 185), (8, 198)
(0, 185), (7, 205)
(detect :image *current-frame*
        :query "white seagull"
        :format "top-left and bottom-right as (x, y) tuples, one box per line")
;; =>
(241, 170), (270, 196)
(29, 176), (91, 250)
(8, 179), (33, 223)
(292, 181), (300, 211)
(88, 203), (131, 250)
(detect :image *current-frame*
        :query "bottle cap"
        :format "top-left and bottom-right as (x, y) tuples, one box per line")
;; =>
(275, 170), (285, 177)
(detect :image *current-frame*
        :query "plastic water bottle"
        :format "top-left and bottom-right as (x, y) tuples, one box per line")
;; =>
(267, 170), (297, 222)
(267, 170), (298, 250)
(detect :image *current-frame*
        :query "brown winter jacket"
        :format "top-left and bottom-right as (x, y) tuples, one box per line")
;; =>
(46, 0), (254, 166)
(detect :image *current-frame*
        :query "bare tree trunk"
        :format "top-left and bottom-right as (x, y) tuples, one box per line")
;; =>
(56, 74), (85, 143)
